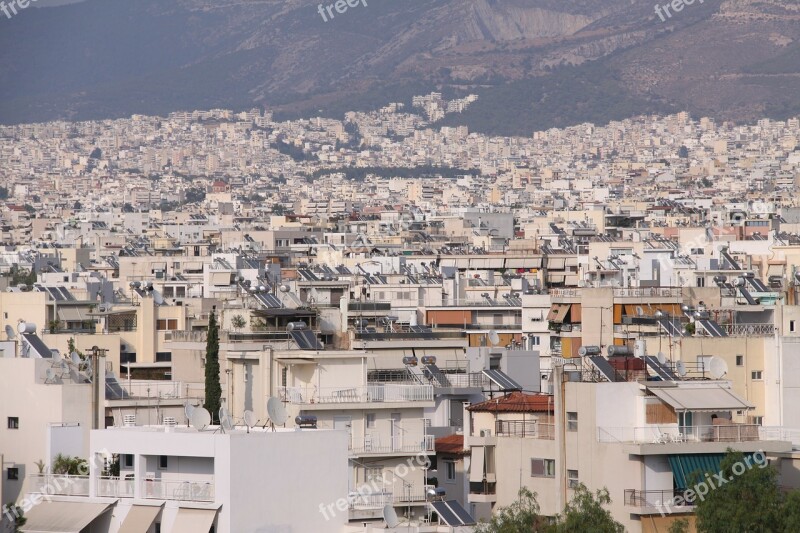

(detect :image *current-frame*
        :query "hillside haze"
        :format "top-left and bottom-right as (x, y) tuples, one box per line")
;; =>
(0, 0), (798, 134)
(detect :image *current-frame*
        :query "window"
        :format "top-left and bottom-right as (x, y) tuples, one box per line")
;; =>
(752, 371), (763, 381)
(530, 336), (541, 346)
(753, 416), (764, 425)
(8, 467), (19, 480)
(531, 458), (555, 478)
(444, 460), (456, 482)
(736, 355), (744, 367)
(696, 277), (705, 287)
(567, 412), (578, 431)
(791, 320), (796, 333)
(365, 413), (376, 429)
(8, 417), (19, 429)
(567, 470), (579, 489)
(156, 319), (167, 331)
(159, 456), (168, 469)
(167, 319), (178, 330)
(365, 466), (384, 484)
(123, 454), (134, 468)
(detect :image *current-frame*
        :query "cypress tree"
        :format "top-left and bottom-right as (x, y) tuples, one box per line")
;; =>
(204, 309), (222, 422)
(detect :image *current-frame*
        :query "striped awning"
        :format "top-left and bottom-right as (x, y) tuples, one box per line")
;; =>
(668, 454), (724, 489)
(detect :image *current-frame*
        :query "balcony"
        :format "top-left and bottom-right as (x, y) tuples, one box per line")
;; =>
(495, 420), (555, 439)
(598, 424), (762, 444)
(350, 435), (434, 455)
(142, 479), (215, 502)
(368, 373), (487, 389)
(624, 489), (694, 514)
(96, 477), (135, 498)
(613, 288), (682, 299)
(279, 384), (434, 405)
(27, 474), (90, 497)
(349, 485), (434, 510)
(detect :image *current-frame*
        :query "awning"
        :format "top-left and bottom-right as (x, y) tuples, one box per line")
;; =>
(57, 307), (88, 322)
(118, 505), (162, 533)
(547, 304), (570, 323)
(469, 446), (485, 483)
(668, 454), (724, 489)
(21, 501), (110, 532)
(276, 358), (318, 365)
(169, 508), (218, 533)
(648, 385), (754, 412)
(505, 257), (542, 269)
(547, 257), (566, 270)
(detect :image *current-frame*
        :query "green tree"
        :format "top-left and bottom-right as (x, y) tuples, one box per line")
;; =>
(669, 518), (690, 533)
(694, 450), (783, 533)
(231, 314), (246, 332)
(783, 491), (800, 532)
(51, 454), (89, 475)
(549, 484), (624, 533)
(474, 487), (542, 533)
(204, 309), (222, 423)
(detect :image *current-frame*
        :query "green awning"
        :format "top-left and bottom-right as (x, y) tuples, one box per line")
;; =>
(668, 454), (725, 489)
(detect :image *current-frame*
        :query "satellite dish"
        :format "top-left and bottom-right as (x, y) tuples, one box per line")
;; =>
(219, 407), (233, 432)
(243, 410), (256, 428)
(152, 290), (164, 305)
(60, 359), (69, 371)
(708, 357), (728, 379)
(488, 330), (500, 346)
(657, 352), (667, 365)
(190, 407), (212, 431)
(5, 325), (15, 340)
(267, 397), (288, 426)
(635, 306), (644, 317)
(85, 366), (93, 379)
(71, 352), (81, 365)
(184, 403), (195, 422)
(45, 368), (56, 381)
(382, 504), (400, 528)
(279, 284), (290, 293)
(676, 360), (687, 377)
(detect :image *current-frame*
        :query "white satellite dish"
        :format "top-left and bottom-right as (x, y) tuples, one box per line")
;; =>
(676, 360), (688, 377)
(488, 330), (500, 346)
(5, 325), (15, 340)
(152, 289), (164, 305)
(71, 352), (82, 365)
(708, 357), (728, 379)
(279, 284), (290, 293)
(635, 306), (644, 317)
(266, 397), (288, 426)
(657, 351), (667, 365)
(60, 359), (69, 371)
(85, 366), (93, 380)
(382, 504), (400, 528)
(190, 407), (212, 431)
(219, 407), (233, 432)
(45, 368), (56, 382)
(184, 403), (195, 424)
(243, 410), (256, 429)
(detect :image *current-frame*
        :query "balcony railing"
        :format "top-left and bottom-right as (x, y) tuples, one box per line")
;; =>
(349, 485), (434, 510)
(495, 420), (555, 439)
(27, 474), (90, 496)
(722, 323), (775, 336)
(598, 424), (762, 444)
(613, 288), (682, 298)
(368, 373), (487, 388)
(350, 435), (434, 455)
(280, 384), (433, 404)
(142, 479), (214, 502)
(96, 476), (135, 498)
(624, 489), (693, 509)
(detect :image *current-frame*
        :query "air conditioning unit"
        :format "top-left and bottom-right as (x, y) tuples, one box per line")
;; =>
(480, 429), (492, 437)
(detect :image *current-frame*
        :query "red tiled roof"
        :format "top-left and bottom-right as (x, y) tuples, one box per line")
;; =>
(467, 391), (554, 414)
(435, 434), (467, 455)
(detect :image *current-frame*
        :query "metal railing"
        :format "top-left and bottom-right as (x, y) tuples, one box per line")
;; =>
(27, 474), (90, 496)
(598, 424), (762, 444)
(624, 489), (693, 509)
(350, 435), (434, 455)
(96, 477), (135, 498)
(121, 380), (184, 399)
(279, 384), (434, 404)
(495, 420), (555, 439)
(368, 373), (487, 388)
(614, 288), (682, 298)
(142, 479), (214, 502)
(349, 485), (434, 509)
(723, 323), (775, 336)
